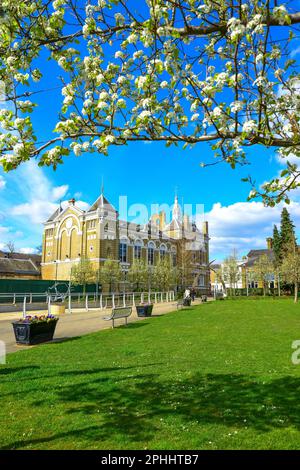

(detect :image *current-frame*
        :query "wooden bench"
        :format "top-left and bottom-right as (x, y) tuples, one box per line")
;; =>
(103, 306), (132, 328)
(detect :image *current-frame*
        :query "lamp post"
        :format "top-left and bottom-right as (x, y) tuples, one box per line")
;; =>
(54, 260), (58, 283)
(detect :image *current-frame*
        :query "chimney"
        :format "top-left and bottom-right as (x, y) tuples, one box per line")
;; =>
(266, 237), (273, 250)
(68, 198), (75, 206)
(203, 221), (209, 236)
(183, 214), (190, 230)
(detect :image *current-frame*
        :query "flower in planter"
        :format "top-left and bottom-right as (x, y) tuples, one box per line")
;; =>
(18, 314), (58, 323)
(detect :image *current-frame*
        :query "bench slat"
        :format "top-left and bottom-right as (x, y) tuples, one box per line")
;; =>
(102, 306), (132, 327)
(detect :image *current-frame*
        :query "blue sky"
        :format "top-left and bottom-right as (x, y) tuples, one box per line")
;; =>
(2, 134), (300, 260)
(1, 2), (300, 260)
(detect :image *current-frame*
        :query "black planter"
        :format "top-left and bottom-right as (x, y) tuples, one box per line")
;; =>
(136, 304), (154, 317)
(183, 297), (191, 306)
(12, 319), (59, 345)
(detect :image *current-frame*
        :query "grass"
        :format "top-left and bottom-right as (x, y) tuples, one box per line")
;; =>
(1, 298), (300, 450)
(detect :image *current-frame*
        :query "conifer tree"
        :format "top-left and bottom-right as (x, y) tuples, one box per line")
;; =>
(272, 225), (282, 266)
(280, 208), (296, 255)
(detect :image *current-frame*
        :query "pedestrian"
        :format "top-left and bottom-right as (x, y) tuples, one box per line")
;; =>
(184, 288), (190, 299)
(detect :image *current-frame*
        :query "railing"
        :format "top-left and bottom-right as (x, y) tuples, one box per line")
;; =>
(0, 291), (176, 317)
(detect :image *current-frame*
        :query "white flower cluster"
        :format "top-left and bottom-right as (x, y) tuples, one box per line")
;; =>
(272, 5), (289, 25)
(227, 18), (246, 41)
(242, 120), (257, 133)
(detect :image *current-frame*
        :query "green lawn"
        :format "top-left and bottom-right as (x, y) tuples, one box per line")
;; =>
(1, 299), (300, 450)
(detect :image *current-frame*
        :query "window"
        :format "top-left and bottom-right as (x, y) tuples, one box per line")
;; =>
(160, 244), (167, 259)
(249, 281), (258, 289)
(119, 242), (127, 263)
(89, 246), (94, 252)
(148, 243), (155, 265)
(46, 228), (54, 237)
(198, 274), (205, 287)
(134, 244), (142, 260)
(171, 249), (177, 267)
(88, 219), (96, 229)
(104, 223), (108, 232)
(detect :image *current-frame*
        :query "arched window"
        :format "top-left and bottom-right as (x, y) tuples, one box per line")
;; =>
(119, 239), (127, 263)
(160, 244), (167, 260)
(171, 247), (177, 267)
(148, 242), (155, 265)
(134, 239), (143, 260)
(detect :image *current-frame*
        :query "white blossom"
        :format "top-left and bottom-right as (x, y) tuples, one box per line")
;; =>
(242, 120), (257, 133)
(160, 81), (168, 89)
(97, 100), (108, 109)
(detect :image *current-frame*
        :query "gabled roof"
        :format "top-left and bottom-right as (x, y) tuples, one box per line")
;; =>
(47, 202), (85, 223)
(247, 249), (272, 258)
(164, 218), (183, 232)
(0, 252), (41, 265)
(47, 206), (63, 222)
(0, 257), (40, 276)
(88, 194), (116, 213)
(245, 249), (274, 267)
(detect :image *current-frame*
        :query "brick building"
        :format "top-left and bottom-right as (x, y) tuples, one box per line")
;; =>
(41, 192), (210, 293)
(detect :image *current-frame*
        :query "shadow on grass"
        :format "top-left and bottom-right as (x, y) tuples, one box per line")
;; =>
(4, 371), (300, 449)
(51, 336), (82, 344)
(0, 365), (40, 375)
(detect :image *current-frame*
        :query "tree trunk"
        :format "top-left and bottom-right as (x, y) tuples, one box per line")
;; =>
(221, 279), (227, 296)
(294, 282), (298, 303)
(263, 282), (266, 297)
(278, 273), (281, 297)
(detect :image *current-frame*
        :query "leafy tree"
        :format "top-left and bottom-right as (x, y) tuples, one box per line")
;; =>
(222, 254), (240, 296)
(153, 258), (176, 292)
(252, 254), (274, 297)
(212, 266), (227, 296)
(177, 239), (195, 289)
(71, 258), (97, 294)
(281, 245), (300, 303)
(128, 259), (148, 292)
(98, 258), (122, 293)
(1, 1), (300, 204)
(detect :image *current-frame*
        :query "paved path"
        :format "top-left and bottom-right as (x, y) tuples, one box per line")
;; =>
(0, 300), (203, 354)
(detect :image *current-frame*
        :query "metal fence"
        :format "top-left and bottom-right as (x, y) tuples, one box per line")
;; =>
(0, 291), (175, 316)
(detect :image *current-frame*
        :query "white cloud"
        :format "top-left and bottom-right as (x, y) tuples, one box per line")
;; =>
(291, 45), (300, 58)
(205, 200), (300, 259)
(19, 247), (36, 254)
(0, 160), (90, 252)
(52, 185), (69, 200)
(9, 161), (89, 224)
(0, 175), (5, 189)
(276, 151), (300, 167)
(74, 200), (90, 211)
(11, 200), (59, 224)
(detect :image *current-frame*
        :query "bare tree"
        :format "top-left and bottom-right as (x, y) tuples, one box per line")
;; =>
(5, 241), (15, 255)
